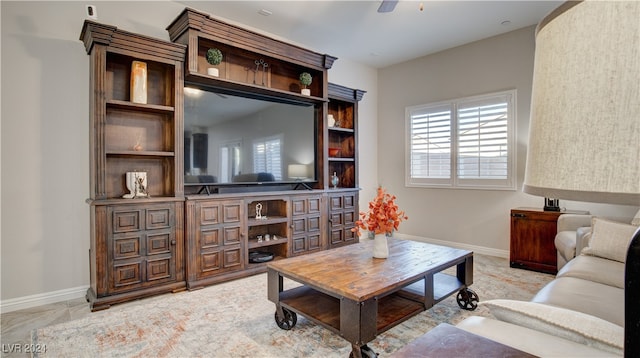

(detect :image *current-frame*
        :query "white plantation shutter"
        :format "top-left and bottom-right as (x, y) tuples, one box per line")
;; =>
(406, 90), (515, 190)
(253, 135), (283, 180)
(407, 104), (453, 186)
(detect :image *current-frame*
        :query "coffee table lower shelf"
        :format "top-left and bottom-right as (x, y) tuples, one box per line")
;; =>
(277, 271), (476, 337)
(279, 285), (426, 334)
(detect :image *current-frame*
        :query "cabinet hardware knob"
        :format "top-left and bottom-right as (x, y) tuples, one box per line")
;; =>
(171, 240), (176, 245)
(511, 213), (526, 218)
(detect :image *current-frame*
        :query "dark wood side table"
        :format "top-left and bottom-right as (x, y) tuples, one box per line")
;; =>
(391, 323), (536, 357)
(510, 207), (588, 274)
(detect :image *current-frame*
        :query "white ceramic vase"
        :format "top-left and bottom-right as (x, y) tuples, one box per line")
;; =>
(373, 233), (389, 259)
(207, 67), (219, 77)
(301, 88), (311, 96)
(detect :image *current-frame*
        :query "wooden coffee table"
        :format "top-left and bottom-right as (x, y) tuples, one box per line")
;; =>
(267, 237), (478, 358)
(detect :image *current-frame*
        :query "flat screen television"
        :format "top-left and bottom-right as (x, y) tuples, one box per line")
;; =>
(184, 87), (317, 193)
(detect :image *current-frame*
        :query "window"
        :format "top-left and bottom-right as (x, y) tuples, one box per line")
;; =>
(253, 135), (283, 180)
(219, 140), (241, 182)
(406, 90), (516, 190)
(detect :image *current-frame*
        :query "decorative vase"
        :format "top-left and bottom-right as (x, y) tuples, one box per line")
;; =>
(207, 67), (219, 77)
(130, 61), (147, 104)
(301, 88), (311, 96)
(330, 172), (339, 189)
(373, 233), (389, 259)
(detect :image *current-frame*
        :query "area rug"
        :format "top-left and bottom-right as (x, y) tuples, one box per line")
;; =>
(32, 255), (553, 357)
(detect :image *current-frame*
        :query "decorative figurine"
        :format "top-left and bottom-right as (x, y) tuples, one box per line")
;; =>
(123, 171), (148, 199)
(255, 203), (263, 219)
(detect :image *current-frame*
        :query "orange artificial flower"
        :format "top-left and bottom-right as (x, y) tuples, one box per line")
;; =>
(353, 186), (408, 237)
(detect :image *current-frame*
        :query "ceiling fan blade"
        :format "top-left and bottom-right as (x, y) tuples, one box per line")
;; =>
(378, 0), (399, 13)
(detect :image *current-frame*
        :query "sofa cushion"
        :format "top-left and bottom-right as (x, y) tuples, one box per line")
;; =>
(531, 276), (624, 326)
(557, 254), (625, 289)
(581, 217), (638, 262)
(457, 316), (620, 357)
(482, 299), (623, 355)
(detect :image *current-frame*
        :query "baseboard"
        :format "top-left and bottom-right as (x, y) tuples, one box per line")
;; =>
(1, 285), (89, 314)
(396, 233), (510, 259)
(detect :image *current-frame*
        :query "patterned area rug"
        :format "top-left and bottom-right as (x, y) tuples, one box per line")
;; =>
(32, 254), (553, 357)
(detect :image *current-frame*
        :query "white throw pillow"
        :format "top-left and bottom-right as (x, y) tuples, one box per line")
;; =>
(483, 299), (623, 355)
(581, 217), (638, 262)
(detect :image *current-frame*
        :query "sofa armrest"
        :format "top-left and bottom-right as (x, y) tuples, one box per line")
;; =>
(575, 227), (592, 255)
(557, 214), (593, 233)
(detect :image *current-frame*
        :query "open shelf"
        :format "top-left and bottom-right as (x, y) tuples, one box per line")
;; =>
(248, 236), (288, 249)
(247, 216), (289, 226)
(278, 284), (425, 335)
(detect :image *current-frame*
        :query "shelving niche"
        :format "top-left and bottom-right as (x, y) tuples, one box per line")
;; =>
(167, 8), (336, 103)
(327, 83), (366, 189)
(247, 199), (289, 264)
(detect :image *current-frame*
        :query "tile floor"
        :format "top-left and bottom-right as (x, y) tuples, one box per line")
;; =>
(1, 298), (92, 357)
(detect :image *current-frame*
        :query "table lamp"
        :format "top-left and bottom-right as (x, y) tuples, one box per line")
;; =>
(521, 2), (639, 355)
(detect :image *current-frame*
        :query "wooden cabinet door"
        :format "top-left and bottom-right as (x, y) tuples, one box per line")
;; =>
(107, 203), (178, 294)
(510, 208), (561, 274)
(188, 200), (244, 286)
(329, 191), (358, 248)
(290, 195), (325, 256)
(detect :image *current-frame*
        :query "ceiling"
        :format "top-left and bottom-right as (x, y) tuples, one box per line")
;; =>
(175, 0), (562, 68)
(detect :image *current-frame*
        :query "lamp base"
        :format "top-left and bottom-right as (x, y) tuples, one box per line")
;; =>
(544, 197), (560, 211)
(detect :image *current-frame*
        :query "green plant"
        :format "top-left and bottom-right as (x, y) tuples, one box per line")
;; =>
(206, 48), (223, 66)
(299, 72), (312, 88)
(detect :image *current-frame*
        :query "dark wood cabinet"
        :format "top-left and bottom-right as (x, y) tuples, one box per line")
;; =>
(510, 207), (587, 274)
(83, 11), (364, 310)
(88, 200), (185, 311)
(82, 21), (187, 311)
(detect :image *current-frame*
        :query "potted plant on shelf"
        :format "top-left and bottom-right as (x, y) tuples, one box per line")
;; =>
(353, 186), (408, 258)
(299, 72), (312, 95)
(206, 48), (223, 77)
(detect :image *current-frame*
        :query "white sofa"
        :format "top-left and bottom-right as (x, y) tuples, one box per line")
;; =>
(456, 216), (639, 357)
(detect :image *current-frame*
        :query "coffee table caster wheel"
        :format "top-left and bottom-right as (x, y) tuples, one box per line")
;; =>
(456, 288), (479, 310)
(349, 344), (378, 358)
(274, 308), (297, 330)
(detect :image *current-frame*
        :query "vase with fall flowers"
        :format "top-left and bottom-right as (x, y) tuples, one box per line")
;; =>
(353, 186), (408, 258)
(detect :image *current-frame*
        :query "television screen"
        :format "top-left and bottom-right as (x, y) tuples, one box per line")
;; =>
(184, 87), (317, 190)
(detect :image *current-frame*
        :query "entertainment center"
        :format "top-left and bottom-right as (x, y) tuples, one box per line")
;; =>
(81, 8), (365, 311)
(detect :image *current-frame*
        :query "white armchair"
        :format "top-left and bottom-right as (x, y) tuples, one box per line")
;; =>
(554, 214), (593, 270)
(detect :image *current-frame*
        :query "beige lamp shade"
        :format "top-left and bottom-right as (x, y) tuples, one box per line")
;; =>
(523, 1), (640, 206)
(288, 164), (308, 179)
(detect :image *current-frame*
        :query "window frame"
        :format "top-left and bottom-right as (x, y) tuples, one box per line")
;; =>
(405, 90), (517, 191)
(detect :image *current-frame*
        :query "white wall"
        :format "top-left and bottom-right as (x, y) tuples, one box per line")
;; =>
(378, 26), (638, 252)
(0, 1), (379, 308)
